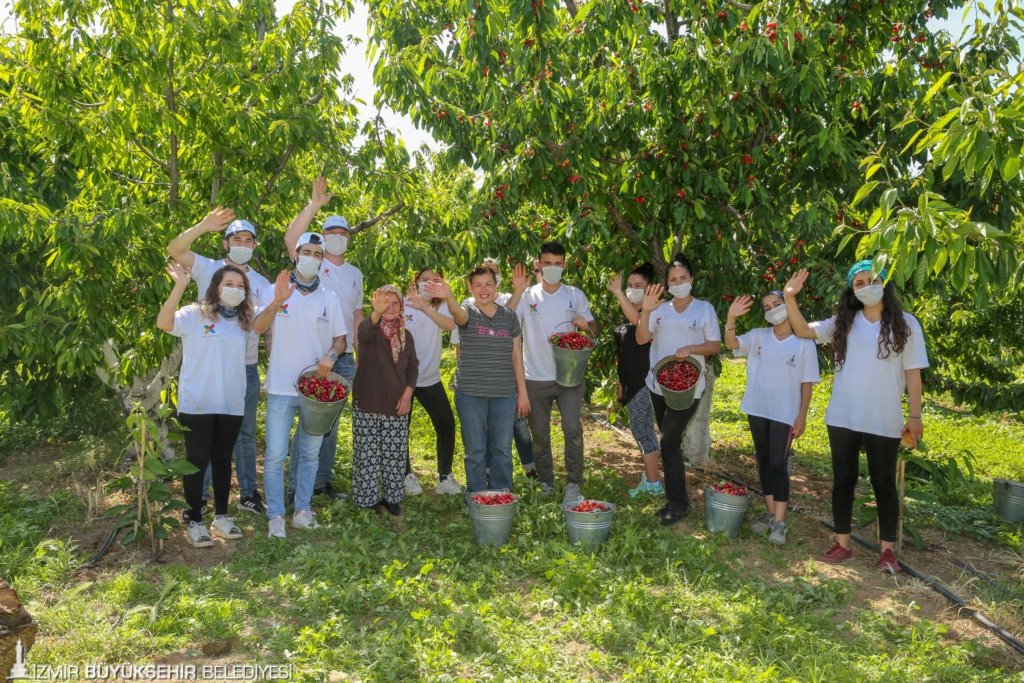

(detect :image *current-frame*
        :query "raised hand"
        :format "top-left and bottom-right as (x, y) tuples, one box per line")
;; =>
(311, 176), (333, 209)
(642, 284), (664, 312)
(606, 273), (622, 294)
(371, 289), (392, 315)
(273, 269), (296, 304)
(198, 207), (235, 233)
(424, 278), (453, 301)
(166, 261), (191, 287)
(784, 268), (809, 299)
(511, 263), (530, 292)
(727, 295), (754, 319)
(406, 282), (427, 311)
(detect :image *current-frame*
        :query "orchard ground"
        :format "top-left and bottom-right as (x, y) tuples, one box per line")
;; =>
(2, 358), (1024, 681)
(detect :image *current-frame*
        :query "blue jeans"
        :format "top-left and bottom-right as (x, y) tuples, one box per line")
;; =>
(203, 363), (259, 498)
(513, 416), (534, 469)
(455, 391), (516, 493)
(288, 353), (355, 494)
(265, 393), (324, 518)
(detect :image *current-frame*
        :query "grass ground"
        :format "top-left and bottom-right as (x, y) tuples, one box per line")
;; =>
(1, 357), (1023, 681)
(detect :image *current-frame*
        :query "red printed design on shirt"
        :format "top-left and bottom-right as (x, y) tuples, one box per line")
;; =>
(477, 325), (510, 338)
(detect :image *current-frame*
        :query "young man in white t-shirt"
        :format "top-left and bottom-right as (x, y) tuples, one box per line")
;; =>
(283, 178), (365, 502)
(514, 242), (597, 505)
(167, 208), (273, 516)
(253, 233), (348, 539)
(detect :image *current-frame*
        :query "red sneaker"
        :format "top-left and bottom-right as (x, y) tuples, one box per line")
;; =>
(822, 542), (853, 564)
(876, 549), (900, 574)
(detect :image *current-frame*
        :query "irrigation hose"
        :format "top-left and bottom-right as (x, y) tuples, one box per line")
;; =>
(83, 523), (122, 568)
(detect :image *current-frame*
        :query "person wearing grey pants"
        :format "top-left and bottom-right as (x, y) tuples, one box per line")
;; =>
(524, 380), (586, 490)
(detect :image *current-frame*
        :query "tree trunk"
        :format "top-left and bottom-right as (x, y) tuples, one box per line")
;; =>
(683, 363), (716, 466)
(0, 581), (36, 679)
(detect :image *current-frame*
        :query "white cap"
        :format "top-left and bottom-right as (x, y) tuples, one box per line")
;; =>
(224, 219), (256, 238)
(323, 215), (350, 231)
(295, 232), (325, 252)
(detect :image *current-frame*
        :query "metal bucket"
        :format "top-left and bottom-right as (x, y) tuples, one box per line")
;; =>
(652, 356), (701, 411)
(551, 342), (594, 388)
(704, 487), (752, 538)
(562, 501), (616, 546)
(994, 478), (1024, 523)
(295, 367), (351, 436)
(468, 490), (518, 545)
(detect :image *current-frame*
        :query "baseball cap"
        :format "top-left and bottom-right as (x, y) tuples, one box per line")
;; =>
(296, 232), (325, 251)
(224, 219), (256, 238)
(323, 215), (350, 231)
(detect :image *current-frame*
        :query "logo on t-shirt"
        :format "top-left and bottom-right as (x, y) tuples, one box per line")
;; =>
(317, 307), (329, 323)
(655, 317), (662, 327)
(203, 324), (216, 335)
(279, 303), (289, 315)
(786, 354), (797, 368)
(405, 313), (414, 322)
(477, 325), (509, 338)
(529, 303), (539, 315)
(322, 268), (331, 276)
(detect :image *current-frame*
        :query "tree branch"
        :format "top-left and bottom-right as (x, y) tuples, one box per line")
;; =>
(129, 134), (168, 171)
(725, 0), (754, 10)
(211, 152), (223, 205)
(563, 0), (579, 17)
(664, 0), (679, 41)
(722, 202), (749, 232)
(255, 145), (296, 210)
(350, 202), (406, 234)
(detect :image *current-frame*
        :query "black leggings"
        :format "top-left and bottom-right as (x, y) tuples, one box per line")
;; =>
(828, 425), (901, 542)
(178, 412), (243, 522)
(406, 382), (456, 478)
(748, 415), (791, 503)
(650, 394), (701, 509)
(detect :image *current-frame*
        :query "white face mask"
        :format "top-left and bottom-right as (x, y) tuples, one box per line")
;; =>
(220, 286), (245, 308)
(764, 305), (788, 326)
(324, 234), (348, 256)
(228, 246), (252, 265)
(625, 288), (645, 305)
(418, 282), (432, 298)
(854, 284), (884, 306)
(668, 283), (692, 299)
(295, 255), (321, 279)
(541, 266), (563, 285)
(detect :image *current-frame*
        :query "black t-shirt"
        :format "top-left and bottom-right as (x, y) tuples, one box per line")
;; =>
(613, 320), (651, 405)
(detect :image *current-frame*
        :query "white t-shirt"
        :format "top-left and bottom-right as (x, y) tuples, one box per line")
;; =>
(734, 327), (820, 426)
(515, 284), (594, 382)
(262, 287), (348, 396)
(404, 300), (453, 387)
(191, 254), (272, 365)
(169, 304), (247, 415)
(809, 312), (929, 438)
(645, 299), (721, 399)
(319, 259), (364, 351)
(451, 292), (511, 345)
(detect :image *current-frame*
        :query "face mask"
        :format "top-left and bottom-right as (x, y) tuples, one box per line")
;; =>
(625, 288), (645, 305)
(324, 234), (348, 255)
(494, 275), (502, 289)
(220, 286), (245, 308)
(854, 284), (884, 306)
(668, 283), (692, 299)
(764, 305), (788, 326)
(541, 266), (563, 285)
(296, 255), (321, 280)
(418, 282), (432, 298)
(228, 246), (252, 265)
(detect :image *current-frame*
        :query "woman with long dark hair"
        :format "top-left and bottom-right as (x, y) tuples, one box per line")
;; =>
(783, 261), (928, 573)
(157, 263), (253, 547)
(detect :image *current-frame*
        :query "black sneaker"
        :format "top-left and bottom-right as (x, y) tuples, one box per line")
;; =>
(314, 482), (347, 501)
(238, 492), (265, 515)
(381, 500), (402, 517)
(524, 468), (539, 480)
(658, 504), (690, 526)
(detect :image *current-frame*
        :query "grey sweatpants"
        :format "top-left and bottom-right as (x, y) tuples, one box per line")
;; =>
(525, 379), (585, 486)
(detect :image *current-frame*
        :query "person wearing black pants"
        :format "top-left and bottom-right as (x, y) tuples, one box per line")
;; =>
(784, 260), (928, 573)
(410, 382), (457, 483)
(635, 254), (722, 525)
(158, 261), (251, 548)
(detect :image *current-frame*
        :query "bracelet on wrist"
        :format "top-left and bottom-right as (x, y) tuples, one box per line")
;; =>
(908, 414), (921, 420)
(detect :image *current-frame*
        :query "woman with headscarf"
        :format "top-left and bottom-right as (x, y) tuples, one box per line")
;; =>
(351, 286), (419, 517)
(783, 261), (928, 573)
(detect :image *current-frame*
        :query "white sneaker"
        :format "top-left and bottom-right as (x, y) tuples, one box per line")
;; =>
(210, 516), (243, 540)
(435, 473), (463, 495)
(292, 509), (320, 529)
(267, 516), (287, 539)
(404, 472), (423, 496)
(538, 481), (554, 498)
(186, 522), (213, 548)
(562, 483), (583, 506)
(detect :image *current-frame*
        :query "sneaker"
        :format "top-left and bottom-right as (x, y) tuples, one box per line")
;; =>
(381, 500), (403, 517)
(315, 482), (347, 501)
(822, 542), (853, 564)
(629, 474), (664, 498)
(292, 509), (320, 530)
(750, 511), (773, 535)
(435, 473), (463, 495)
(538, 481), (554, 498)
(876, 549), (900, 574)
(562, 483), (583, 506)
(404, 472), (423, 496)
(768, 520), (788, 545)
(524, 468), (539, 480)
(210, 516), (243, 540)
(268, 516), (287, 539)
(186, 521), (213, 548)
(658, 504), (690, 526)
(238, 492), (265, 515)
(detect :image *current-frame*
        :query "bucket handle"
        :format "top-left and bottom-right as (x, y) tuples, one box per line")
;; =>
(552, 320), (593, 338)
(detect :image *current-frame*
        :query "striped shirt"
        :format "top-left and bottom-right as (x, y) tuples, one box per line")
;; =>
(455, 303), (522, 397)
